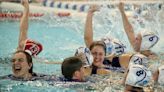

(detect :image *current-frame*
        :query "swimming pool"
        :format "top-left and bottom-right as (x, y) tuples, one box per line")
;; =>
(0, 1), (164, 92)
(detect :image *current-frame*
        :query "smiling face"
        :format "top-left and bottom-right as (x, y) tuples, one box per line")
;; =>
(12, 52), (32, 78)
(91, 45), (105, 67)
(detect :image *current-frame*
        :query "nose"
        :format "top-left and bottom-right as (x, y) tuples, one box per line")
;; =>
(95, 53), (101, 60)
(93, 53), (98, 57)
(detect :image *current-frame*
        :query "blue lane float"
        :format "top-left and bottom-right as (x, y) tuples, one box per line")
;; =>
(42, 0), (90, 12)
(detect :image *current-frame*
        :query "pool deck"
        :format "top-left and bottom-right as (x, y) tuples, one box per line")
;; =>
(0, 1), (163, 18)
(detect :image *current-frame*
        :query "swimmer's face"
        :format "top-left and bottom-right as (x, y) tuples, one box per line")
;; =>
(12, 52), (32, 78)
(74, 66), (85, 81)
(135, 33), (142, 51)
(91, 45), (105, 67)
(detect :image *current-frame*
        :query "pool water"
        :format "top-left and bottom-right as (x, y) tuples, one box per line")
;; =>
(0, 19), (84, 60)
(0, 3), (164, 92)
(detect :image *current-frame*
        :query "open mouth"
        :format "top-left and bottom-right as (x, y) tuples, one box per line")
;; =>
(14, 65), (22, 72)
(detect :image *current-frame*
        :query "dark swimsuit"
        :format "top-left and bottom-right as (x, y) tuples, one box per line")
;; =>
(103, 56), (121, 67)
(91, 57), (124, 74)
(0, 73), (56, 81)
(91, 64), (98, 74)
(59, 77), (85, 82)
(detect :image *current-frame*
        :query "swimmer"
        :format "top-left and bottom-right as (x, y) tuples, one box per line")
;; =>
(75, 47), (111, 75)
(84, 5), (149, 74)
(61, 56), (86, 82)
(124, 64), (152, 92)
(118, 2), (159, 58)
(75, 46), (149, 76)
(0, 0), (45, 81)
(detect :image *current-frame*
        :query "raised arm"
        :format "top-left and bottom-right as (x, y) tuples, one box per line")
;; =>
(18, 0), (29, 50)
(118, 3), (136, 51)
(84, 5), (99, 48)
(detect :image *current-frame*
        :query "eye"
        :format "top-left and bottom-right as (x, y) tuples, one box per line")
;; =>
(91, 52), (95, 55)
(99, 53), (104, 56)
(18, 58), (24, 62)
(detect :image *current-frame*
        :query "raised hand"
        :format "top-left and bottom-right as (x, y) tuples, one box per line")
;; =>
(88, 5), (100, 13)
(21, 0), (29, 8)
(118, 2), (124, 12)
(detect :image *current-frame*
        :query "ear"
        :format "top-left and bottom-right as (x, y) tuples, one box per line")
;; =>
(73, 71), (80, 78)
(28, 63), (32, 69)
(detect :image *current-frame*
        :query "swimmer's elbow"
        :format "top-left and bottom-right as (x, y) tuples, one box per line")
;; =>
(84, 37), (92, 47)
(18, 41), (25, 50)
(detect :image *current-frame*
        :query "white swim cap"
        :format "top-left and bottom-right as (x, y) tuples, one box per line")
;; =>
(102, 37), (126, 56)
(140, 30), (159, 51)
(129, 53), (148, 67)
(125, 64), (152, 87)
(75, 47), (93, 67)
(158, 65), (164, 85)
(24, 49), (32, 56)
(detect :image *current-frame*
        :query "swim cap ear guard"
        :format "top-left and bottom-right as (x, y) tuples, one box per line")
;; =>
(158, 65), (164, 85)
(102, 37), (126, 56)
(24, 39), (43, 57)
(125, 64), (152, 87)
(140, 30), (159, 51)
(129, 53), (148, 67)
(75, 47), (93, 67)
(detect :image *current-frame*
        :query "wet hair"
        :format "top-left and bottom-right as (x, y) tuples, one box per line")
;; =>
(89, 41), (106, 54)
(126, 84), (144, 92)
(13, 50), (33, 74)
(129, 86), (144, 92)
(62, 56), (83, 80)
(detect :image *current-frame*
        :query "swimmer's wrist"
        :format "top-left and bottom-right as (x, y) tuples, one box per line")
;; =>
(23, 4), (29, 9)
(119, 9), (124, 13)
(87, 11), (94, 17)
(88, 10), (95, 14)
